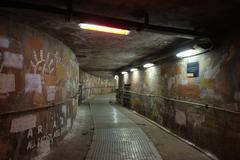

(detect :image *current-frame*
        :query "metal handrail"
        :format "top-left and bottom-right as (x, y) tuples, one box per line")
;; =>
(118, 90), (240, 114)
(83, 86), (115, 89)
(0, 93), (80, 117)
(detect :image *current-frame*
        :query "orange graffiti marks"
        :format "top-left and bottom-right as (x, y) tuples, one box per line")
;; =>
(44, 75), (56, 86)
(33, 92), (45, 105)
(26, 37), (44, 51)
(176, 65), (182, 74)
(24, 37), (43, 70)
(179, 84), (200, 99)
(161, 64), (180, 77)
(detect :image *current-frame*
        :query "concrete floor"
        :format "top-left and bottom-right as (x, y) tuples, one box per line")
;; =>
(43, 94), (211, 160)
(43, 103), (93, 160)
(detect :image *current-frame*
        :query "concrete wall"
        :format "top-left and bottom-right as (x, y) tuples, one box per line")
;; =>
(0, 20), (80, 159)
(79, 70), (116, 100)
(118, 35), (240, 160)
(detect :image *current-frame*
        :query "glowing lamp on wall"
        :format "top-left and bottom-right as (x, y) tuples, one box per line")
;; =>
(143, 63), (154, 68)
(79, 23), (130, 35)
(130, 68), (138, 72)
(176, 49), (199, 58)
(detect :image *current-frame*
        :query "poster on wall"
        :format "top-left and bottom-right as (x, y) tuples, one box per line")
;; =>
(10, 114), (37, 133)
(47, 86), (56, 101)
(3, 51), (24, 69)
(0, 36), (10, 48)
(25, 73), (42, 93)
(187, 62), (199, 77)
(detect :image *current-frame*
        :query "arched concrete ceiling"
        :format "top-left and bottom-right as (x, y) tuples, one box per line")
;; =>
(0, 0), (239, 77)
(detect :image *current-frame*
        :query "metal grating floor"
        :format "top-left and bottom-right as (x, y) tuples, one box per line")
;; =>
(86, 96), (162, 160)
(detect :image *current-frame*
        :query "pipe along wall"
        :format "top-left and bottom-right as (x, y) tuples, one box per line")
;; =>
(0, 20), (115, 159)
(117, 35), (240, 160)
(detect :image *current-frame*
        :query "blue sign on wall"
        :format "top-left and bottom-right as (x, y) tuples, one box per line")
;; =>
(187, 62), (199, 77)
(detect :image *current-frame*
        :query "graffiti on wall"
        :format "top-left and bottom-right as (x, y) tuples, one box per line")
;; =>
(79, 71), (115, 100)
(0, 20), (79, 159)
(118, 35), (240, 160)
(30, 50), (54, 77)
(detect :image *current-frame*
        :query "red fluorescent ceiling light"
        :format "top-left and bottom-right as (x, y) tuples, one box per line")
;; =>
(79, 23), (130, 35)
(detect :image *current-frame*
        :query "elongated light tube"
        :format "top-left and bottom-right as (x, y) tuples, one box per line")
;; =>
(79, 23), (130, 35)
(130, 68), (138, 72)
(176, 49), (199, 58)
(121, 71), (128, 75)
(143, 63), (154, 68)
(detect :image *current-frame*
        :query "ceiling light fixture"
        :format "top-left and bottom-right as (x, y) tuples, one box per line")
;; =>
(176, 49), (199, 58)
(130, 68), (138, 72)
(143, 63), (154, 68)
(79, 23), (130, 35)
(121, 71), (128, 75)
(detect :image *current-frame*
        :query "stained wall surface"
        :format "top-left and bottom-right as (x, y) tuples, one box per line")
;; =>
(118, 35), (240, 160)
(79, 70), (116, 100)
(0, 20), (80, 159)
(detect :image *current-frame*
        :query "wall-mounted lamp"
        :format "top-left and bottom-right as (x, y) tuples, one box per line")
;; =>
(121, 71), (128, 75)
(176, 49), (199, 58)
(79, 23), (130, 35)
(130, 68), (138, 72)
(143, 63), (154, 68)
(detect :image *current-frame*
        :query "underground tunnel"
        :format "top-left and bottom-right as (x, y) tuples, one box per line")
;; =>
(0, 0), (240, 160)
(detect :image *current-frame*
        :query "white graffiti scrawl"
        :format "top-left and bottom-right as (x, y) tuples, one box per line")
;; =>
(31, 50), (54, 76)
(54, 51), (62, 64)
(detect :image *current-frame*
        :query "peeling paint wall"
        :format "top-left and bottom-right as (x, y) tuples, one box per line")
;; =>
(118, 35), (240, 160)
(0, 20), (79, 159)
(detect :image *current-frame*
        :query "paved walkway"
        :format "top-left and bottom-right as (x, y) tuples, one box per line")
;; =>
(43, 103), (93, 160)
(44, 94), (212, 160)
(86, 95), (162, 160)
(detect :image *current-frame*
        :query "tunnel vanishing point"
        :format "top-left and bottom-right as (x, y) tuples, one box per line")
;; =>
(0, 1), (240, 160)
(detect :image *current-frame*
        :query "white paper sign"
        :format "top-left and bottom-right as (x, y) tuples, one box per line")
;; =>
(10, 114), (37, 133)
(67, 118), (71, 129)
(181, 79), (188, 85)
(62, 105), (67, 117)
(0, 73), (15, 93)
(47, 86), (56, 101)
(25, 73), (42, 93)
(3, 51), (23, 69)
(175, 110), (186, 126)
(0, 36), (10, 48)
